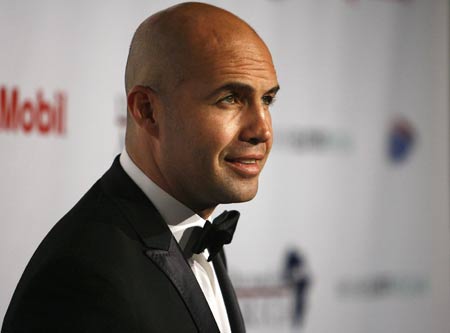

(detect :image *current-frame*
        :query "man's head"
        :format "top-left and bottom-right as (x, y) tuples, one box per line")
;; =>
(125, 2), (279, 218)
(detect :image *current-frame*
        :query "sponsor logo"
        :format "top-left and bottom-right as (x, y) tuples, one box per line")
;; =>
(114, 94), (127, 152)
(275, 127), (353, 153)
(346, 0), (412, 4)
(233, 248), (312, 329)
(388, 116), (416, 163)
(0, 86), (67, 135)
(337, 273), (428, 298)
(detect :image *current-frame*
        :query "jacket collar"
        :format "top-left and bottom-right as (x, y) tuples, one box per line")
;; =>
(100, 155), (171, 250)
(99, 156), (220, 332)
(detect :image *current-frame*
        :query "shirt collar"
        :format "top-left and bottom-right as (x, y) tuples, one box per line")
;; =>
(119, 149), (210, 245)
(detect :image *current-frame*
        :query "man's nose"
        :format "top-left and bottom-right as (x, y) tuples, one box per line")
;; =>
(239, 102), (272, 145)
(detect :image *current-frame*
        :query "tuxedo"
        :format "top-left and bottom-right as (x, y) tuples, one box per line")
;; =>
(2, 157), (245, 332)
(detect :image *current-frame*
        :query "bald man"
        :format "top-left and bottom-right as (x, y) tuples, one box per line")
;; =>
(2, 3), (279, 333)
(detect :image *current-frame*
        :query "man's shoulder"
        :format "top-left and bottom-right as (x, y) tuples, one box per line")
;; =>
(2, 172), (143, 332)
(49, 156), (144, 247)
(25, 181), (128, 270)
(23, 158), (145, 272)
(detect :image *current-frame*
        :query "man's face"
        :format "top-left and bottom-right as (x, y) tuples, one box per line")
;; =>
(155, 39), (279, 213)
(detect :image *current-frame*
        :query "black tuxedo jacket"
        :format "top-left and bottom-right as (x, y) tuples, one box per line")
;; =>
(2, 157), (245, 333)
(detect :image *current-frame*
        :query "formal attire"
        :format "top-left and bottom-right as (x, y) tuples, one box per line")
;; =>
(119, 150), (231, 332)
(2, 155), (245, 333)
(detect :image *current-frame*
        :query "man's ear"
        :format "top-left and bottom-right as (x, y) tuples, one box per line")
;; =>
(127, 85), (160, 133)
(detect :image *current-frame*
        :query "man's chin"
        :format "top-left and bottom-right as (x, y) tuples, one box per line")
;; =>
(219, 182), (259, 204)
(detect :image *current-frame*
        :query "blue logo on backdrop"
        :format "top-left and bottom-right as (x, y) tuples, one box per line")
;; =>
(233, 248), (312, 329)
(283, 249), (311, 326)
(388, 117), (416, 163)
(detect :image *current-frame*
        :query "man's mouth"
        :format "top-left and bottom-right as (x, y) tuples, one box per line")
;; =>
(224, 155), (264, 177)
(235, 159), (256, 164)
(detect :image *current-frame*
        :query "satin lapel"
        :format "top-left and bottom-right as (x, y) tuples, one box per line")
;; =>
(213, 253), (246, 333)
(145, 239), (219, 333)
(100, 157), (219, 333)
(100, 156), (171, 250)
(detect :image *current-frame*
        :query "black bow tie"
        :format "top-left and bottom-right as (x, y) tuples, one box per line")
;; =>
(191, 210), (240, 262)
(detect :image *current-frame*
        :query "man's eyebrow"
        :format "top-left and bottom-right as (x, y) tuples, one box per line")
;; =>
(266, 85), (280, 95)
(206, 82), (280, 99)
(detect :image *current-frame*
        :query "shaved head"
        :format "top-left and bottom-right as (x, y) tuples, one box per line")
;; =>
(124, 2), (278, 217)
(125, 2), (268, 95)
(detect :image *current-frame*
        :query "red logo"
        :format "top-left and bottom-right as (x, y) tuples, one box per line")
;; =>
(0, 86), (67, 135)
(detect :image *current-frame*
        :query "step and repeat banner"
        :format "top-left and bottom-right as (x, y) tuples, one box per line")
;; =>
(1, 0), (449, 332)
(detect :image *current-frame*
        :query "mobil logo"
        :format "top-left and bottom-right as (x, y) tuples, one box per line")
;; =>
(0, 86), (67, 135)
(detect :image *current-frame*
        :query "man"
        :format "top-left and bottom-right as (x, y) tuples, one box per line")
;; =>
(2, 2), (279, 332)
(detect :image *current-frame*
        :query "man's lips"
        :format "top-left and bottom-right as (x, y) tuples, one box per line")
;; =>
(224, 154), (265, 177)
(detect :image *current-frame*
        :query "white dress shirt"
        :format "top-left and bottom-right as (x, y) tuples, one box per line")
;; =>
(120, 149), (231, 333)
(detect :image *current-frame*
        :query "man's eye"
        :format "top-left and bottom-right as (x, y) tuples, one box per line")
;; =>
(262, 95), (275, 106)
(220, 95), (237, 104)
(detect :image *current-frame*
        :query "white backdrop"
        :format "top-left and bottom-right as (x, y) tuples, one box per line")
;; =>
(1, 1), (449, 332)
